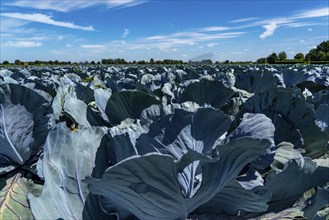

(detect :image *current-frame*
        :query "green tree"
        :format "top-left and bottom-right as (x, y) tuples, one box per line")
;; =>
(2, 60), (9, 65)
(256, 58), (267, 64)
(294, 53), (304, 61)
(201, 59), (212, 65)
(278, 51), (287, 61)
(137, 60), (146, 64)
(305, 40), (329, 61)
(14, 60), (21, 65)
(267, 53), (278, 64)
(150, 58), (154, 64)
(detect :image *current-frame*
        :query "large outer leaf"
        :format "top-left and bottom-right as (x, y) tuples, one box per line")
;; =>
(265, 158), (329, 213)
(74, 83), (95, 104)
(226, 113), (275, 144)
(194, 180), (271, 216)
(94, 88), (111, 123)
(28, 123), (104, 220)
(282, 68), (307, 87)
(88, 138), (271, 220)
(92, 131), (138, 179)
(271, 142), (304, 171)
(137, 107), (231, 197)
(105, 91), (160, 125)
(63, 95), (90, 127)
(179, 80), (234, 108)
(303, 187), (329, 220)
(0, 84), (50, 165)
(235, 68), (279, 93)
(137, 107), (231, 157)
(239, 88), (329, 158)
(0, 173), (41, 220)
(88, 154), (188, 220)
(186, 138), (271, 212)
(270, 113), (304, 149)
(226, 113), (275, 169)
(82, 194), (115, 220)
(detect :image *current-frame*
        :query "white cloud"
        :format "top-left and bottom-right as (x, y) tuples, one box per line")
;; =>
(57, 35), (64, 41)
(257, 7), (328, 39)
(300, 40), (305, 43)
(1, 13), (94, 31)
(66, 44), (73, 48)
(79, 28), (245, 55)
(4, 41), (42, 48)
(15, 36), (48, 41)
(144, 31), (244, 49)
(122, 29), (130, 38)
(230, 17), (259, 23)
(308, 28), (313, 31)
(260, 22), (278, 39)
(207, 43), (218, 47)
(81, 44), (106, 49)
(231, 51), (242, 54)
(0, 17), (30, 32)
(6, 0), (147, 12)
(197, 26), (230, 32)
(285, 22), (317, 28)
(294, 7), (329, 19)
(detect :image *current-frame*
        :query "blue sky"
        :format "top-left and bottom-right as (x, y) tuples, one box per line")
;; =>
(1, 0), (328, 62)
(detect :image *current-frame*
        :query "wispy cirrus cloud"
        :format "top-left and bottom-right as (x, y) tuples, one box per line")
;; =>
(81, 44), (106, 49)
(1, 13), (94, 31)
(145, 29), (244, 43)
(6, 0), (147, 12)
(73, 27), (243, 55)
(197, 26), (231, 32)
(293, 7), (329, 19)
(207, 43), (218, 47)
(230, 17), (259, 23)
(140, 31), (244, 51)
(257, 7), (329, 39)
(4, 41), (42, 48)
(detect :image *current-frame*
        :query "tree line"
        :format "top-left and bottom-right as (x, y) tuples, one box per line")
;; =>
(2, 40), (328, 65)
(257, 40), (329, 64)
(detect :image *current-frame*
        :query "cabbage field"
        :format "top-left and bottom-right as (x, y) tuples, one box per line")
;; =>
(0, 64), (328, 220)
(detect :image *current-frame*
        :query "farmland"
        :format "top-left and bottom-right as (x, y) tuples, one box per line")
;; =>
(0, 64), (328, 219)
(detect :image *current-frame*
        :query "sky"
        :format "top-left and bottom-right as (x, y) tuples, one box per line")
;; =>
(0, 0), (328, 62)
